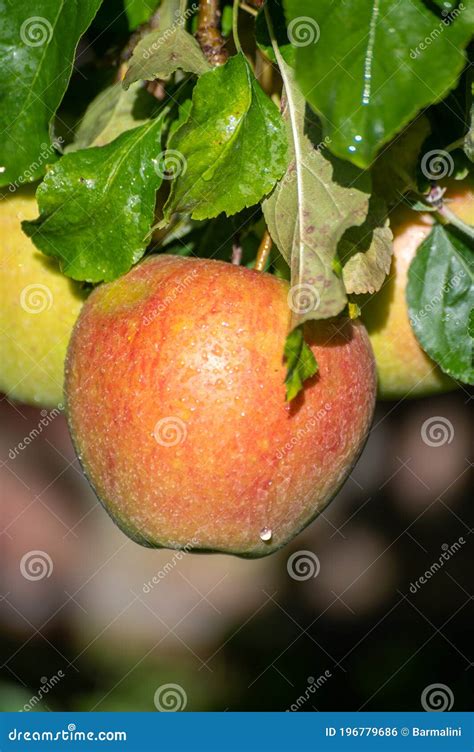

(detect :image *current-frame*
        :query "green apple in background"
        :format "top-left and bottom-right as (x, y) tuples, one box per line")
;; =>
(0, 186), (86, 408)
(361, 179), (473, 400)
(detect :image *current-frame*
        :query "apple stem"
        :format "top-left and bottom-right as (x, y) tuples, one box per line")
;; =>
(196, 0), (229, 66)
(254, 229), (273, 272)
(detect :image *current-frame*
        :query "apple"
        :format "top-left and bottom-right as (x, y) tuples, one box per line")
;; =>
(0, 186), (86, 408)
(66, 254), (376, 557)
(361, 180), (473, 400)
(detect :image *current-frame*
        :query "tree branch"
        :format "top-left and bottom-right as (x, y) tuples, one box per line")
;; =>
(196, 0), (229, 66)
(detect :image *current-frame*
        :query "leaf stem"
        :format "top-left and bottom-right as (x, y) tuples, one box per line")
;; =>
(232, 0), (242, 53)
(254, 229), (273, 271)
(435, 205), (474, 243)
(445, 136), (466, 153)
(196, 0), (228, 66)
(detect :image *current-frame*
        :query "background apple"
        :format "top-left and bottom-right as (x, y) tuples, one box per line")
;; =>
(66, 255), (376, 557)
(0, 187), (86, 408)
(361, 180), (473, 399)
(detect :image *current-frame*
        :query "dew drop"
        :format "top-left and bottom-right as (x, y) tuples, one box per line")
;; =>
(259, 527), (272, 542)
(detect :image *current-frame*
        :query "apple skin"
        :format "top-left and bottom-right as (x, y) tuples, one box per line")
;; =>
(66, 254), (376, 557)
(361, 180), (473, 400)
(0, 187), (86, 408)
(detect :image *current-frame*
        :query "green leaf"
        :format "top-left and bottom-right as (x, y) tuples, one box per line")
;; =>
(407, 224), (474, 384)
(22, 113), (167, 283)
(124, 27), (211, 86)
(284, 327), (318, 401)
(66, 83), (157, 152)
(124, 0), (160, 30)
(0, 0), (103, 187)
(371, 116), (431, 206)
(262, 51), (370, 324)
(162, 52), (288, 222)
(284, 0), (474, 168)
(340, 197), (393, 295)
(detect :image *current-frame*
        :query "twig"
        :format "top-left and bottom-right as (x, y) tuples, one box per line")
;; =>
(240, 2), (258, 17)
(196, 0), (228, 66)
(254, 229), (273, 271)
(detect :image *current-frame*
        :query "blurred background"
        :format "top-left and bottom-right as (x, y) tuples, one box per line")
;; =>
(1, 387), (472, 712)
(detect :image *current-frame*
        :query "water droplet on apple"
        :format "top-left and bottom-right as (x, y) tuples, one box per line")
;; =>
(259, 527), (272, 542)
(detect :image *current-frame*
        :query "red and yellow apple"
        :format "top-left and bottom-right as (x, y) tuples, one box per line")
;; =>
(66, 255), (376, 556)
(0, 186), (86, 408)
(361, 179), (473, 399)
